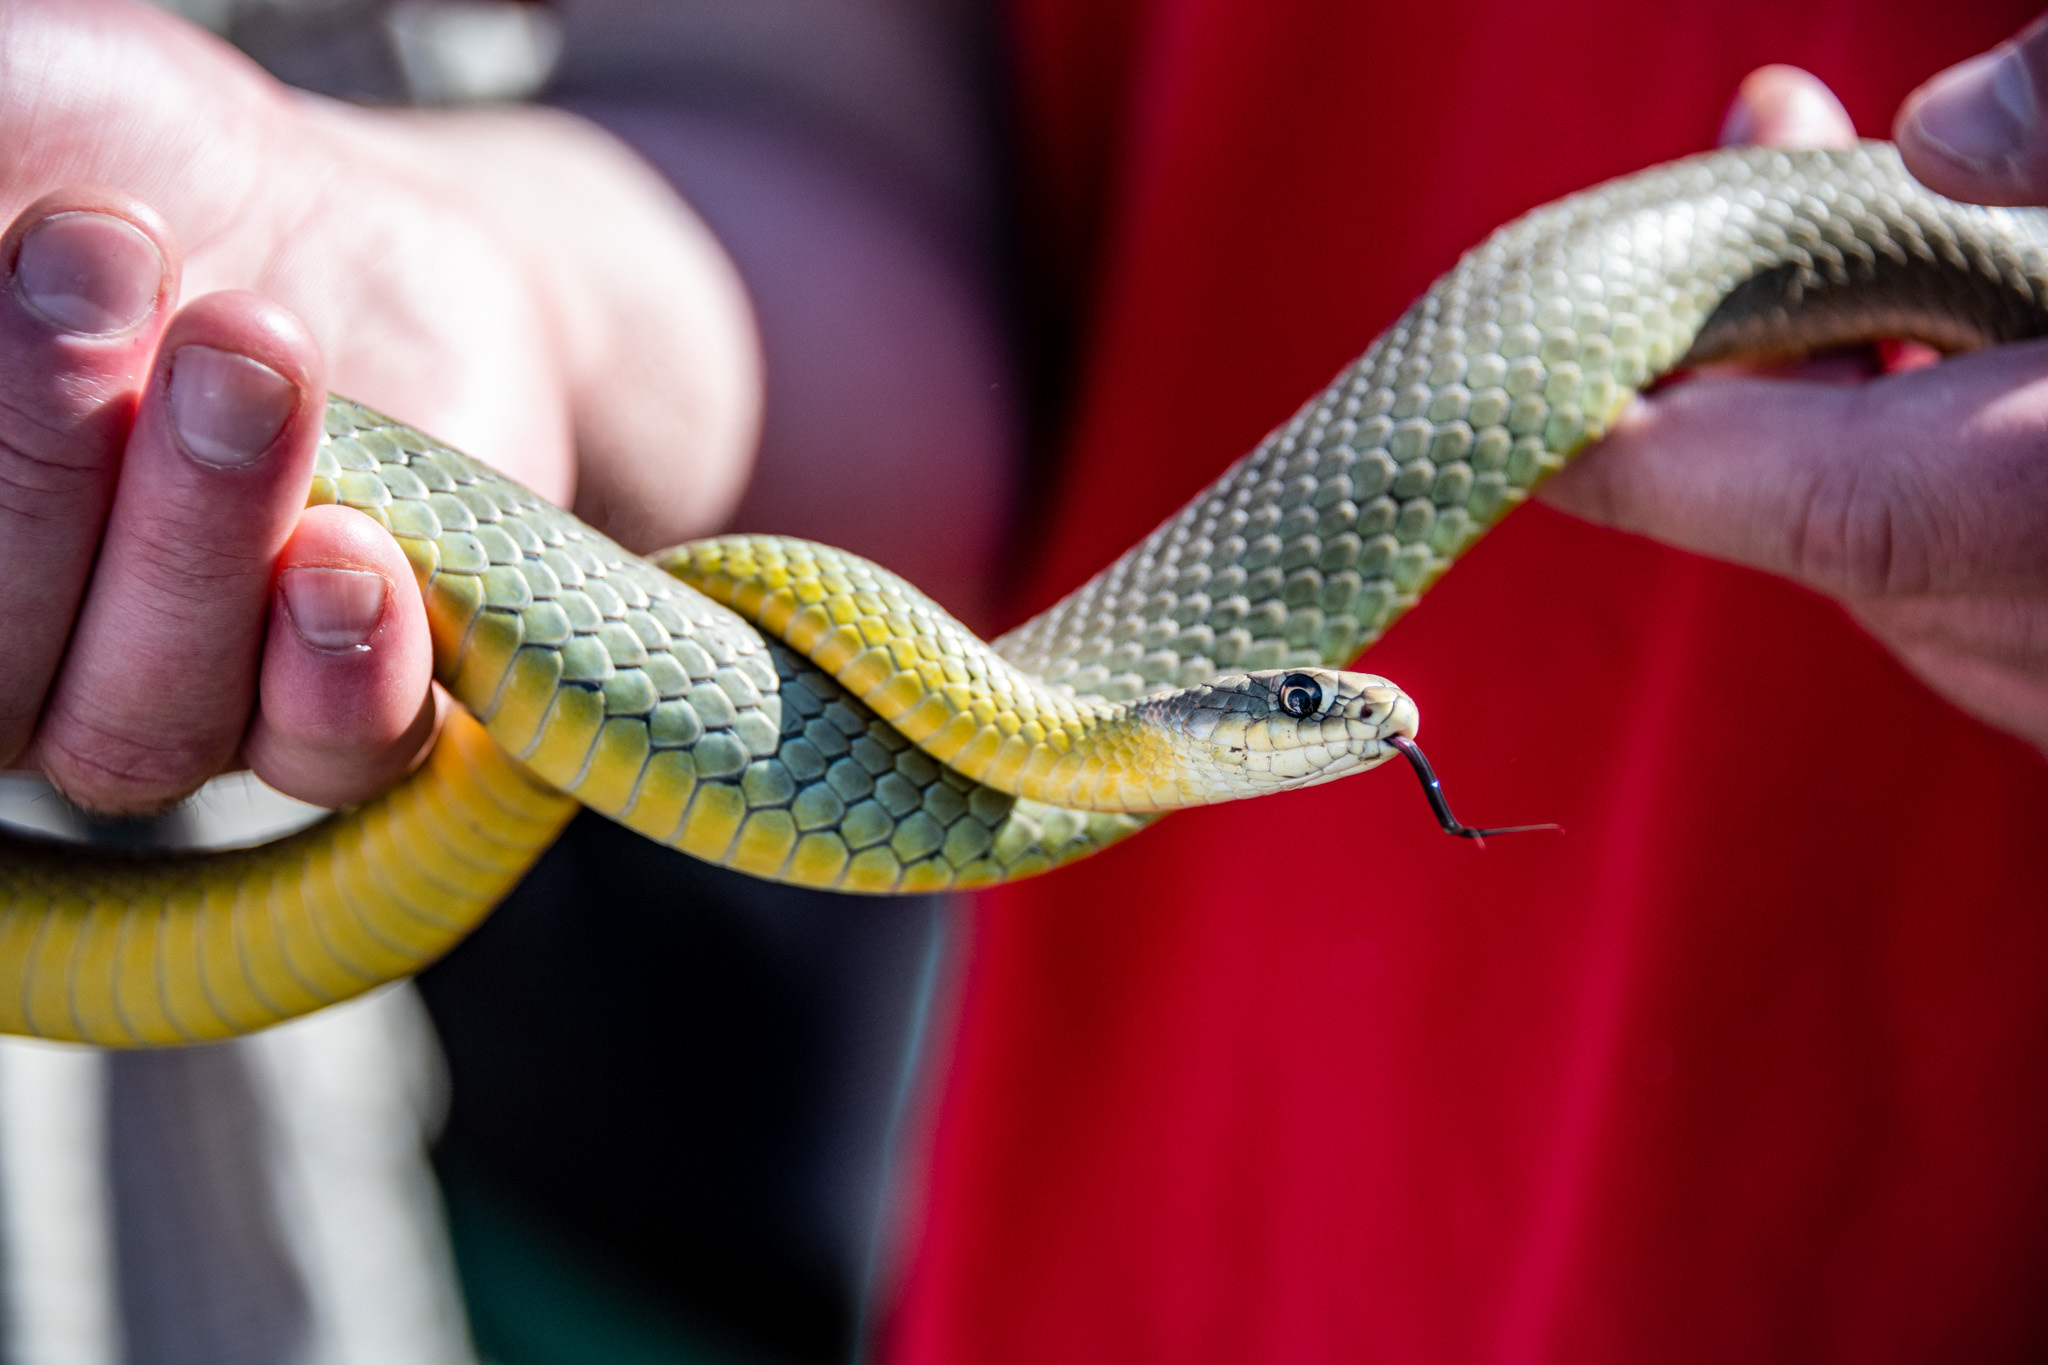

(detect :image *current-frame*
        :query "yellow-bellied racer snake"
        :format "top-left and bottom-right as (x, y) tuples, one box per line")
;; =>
(5, 142), (2045, 1044)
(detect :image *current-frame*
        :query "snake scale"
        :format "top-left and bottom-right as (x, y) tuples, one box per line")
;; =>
(3, 142), (2045, 1046)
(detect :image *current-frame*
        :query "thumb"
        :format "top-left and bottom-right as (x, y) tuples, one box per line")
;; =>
(1896, 16), (2048, 206)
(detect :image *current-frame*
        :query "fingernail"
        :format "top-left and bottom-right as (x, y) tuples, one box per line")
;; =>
(1911, 44), (2036, 171)
(167, 345), (296, 467)
(281, 568), (386, 652)
(13, 212), (164, 336)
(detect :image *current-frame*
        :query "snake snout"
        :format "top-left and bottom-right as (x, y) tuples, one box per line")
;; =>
(1369, 686), (1419, 742)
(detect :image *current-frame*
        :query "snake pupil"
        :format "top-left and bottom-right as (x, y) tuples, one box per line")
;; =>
(1278, 672), (1322, 719)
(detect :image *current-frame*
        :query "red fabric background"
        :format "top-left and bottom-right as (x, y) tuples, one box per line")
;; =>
(889, 3), (2048, 1361)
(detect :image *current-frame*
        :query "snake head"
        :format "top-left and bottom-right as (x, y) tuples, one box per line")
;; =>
(1134, 667), (1419, 803)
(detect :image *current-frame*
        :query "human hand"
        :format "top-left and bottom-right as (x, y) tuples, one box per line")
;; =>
(1540, 49), (2048, 754)
(0, 0), (757, 814)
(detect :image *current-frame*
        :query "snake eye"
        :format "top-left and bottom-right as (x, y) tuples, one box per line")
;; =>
(1278, 672), (1322, 719)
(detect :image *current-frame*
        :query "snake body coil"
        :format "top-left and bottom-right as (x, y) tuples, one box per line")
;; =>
(5, 143), (2046, 1044)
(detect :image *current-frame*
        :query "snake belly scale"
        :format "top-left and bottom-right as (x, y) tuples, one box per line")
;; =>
(3, 142), (2045, 1045)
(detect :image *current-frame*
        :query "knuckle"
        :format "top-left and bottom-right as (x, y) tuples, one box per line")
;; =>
(0, 402), (115, 527)
(120, 509), (276, 604)
(1787, 463), (1889, 595)
(1787, 408), (1934, 600)
(36, 710), (230, 817)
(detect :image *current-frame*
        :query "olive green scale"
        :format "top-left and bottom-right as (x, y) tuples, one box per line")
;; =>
(301, 401), (1152, 898)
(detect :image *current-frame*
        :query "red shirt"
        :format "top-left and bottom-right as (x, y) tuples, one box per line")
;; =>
(891, 3), (2048, 1361)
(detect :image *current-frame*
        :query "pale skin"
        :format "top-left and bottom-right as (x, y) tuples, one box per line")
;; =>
(1, 0), (2044, 823)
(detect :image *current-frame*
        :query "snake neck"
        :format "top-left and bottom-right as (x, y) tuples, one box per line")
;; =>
(308, 404), (1153, 888)
(661, 536), (1415, 812)
(661, 536), (1146, 803)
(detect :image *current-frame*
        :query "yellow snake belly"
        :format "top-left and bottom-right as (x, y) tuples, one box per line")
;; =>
(5, 141), (2046, 1044)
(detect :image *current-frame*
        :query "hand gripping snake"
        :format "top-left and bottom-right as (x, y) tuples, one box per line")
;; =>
(5, 142), (2046, 1045)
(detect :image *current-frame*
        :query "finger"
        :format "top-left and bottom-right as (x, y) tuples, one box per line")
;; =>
(1719, 64), (1858, 150)
(30, 291), (323, 815)
(242, 503), (437, 809)
(1851, 595), (2048, 748)
(1540, 339), (2048, 603)
(0, 189), (177, 763)
(1895, 15), (2048, 206)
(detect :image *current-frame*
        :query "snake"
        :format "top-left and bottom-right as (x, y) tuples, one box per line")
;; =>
(2, 141), (2044, 1046)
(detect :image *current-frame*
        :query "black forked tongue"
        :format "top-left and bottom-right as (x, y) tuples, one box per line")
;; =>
(1387, 735), (1563, 848)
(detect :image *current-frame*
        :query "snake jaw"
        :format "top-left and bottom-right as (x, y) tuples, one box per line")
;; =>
(1140, 668), (1421, 804)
